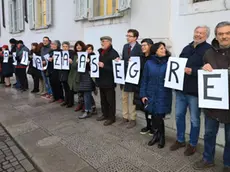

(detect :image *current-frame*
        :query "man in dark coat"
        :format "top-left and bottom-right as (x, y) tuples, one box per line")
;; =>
(193, 21), (230, 172)
(119, 29), (142, 129)
(96, 36), (119, 126)
(170, 26), (211, 156)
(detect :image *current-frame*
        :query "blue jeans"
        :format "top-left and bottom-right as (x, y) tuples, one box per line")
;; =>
(203, 115), (230, 167)
(175, 91), (201, 146)
(84, 92), (92, 112)
(41, 71), (52, 95)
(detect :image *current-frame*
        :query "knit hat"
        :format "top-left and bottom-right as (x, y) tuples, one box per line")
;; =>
(52, 40), (61, 49)
(100, 36), (112, 42)
(9, 38), (17, 44)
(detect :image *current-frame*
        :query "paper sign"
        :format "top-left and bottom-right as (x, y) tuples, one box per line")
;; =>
(90, 54), (99, 78)
(20, 51), (29, 65)
(164, 57), (188, 90)
(125, 56), (140, 85)
(34, 55), (43, 70)
(12, 52), (17, 66)
(112, 60), (125, 84)
(62, 51), (70, 70)
(77, 52), (88, 73)
(53, 51), (62, 70)
(198, 69), (229, 110)
(3, 50), (9, 63)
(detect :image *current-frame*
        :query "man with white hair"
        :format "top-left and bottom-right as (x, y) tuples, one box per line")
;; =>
(170, 26), (211, 156)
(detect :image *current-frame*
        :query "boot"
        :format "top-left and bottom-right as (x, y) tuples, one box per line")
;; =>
(158, 118), (165, 149)
(148, 129), (160, 146)
(37, 79), (44, 95)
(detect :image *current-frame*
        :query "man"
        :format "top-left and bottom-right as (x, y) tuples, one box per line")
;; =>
(40, 36), (52, 98)
(193, 21), (230, 172)
(9, 38), (19, 88)
(170, 26), (211, 156)
(15, 40), (29, 92)
(96, 36), (119, 126)
(119, 29), (142, 129)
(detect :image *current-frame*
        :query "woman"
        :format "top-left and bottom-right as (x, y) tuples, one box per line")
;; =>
(1, 45), (13, 87)
(71, 41), (86, 112)
(133, 39), (154, 135)
(28, 43), (42, 93)
(140, 42), (172, 149)
(37, 42), (46, 95)
(48, 40), (64, 102)
(86, 44), (97, 115)
(60, 41), (74, 107)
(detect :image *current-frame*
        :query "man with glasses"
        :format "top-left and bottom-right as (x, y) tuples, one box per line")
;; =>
(119, 29), (142, 129)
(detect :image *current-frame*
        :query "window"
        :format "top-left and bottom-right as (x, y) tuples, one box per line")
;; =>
(8, 0), (24, 33)
(75, 0), (131, 21)
(179, 0), (230, 15)
(27, 0), (52, 30)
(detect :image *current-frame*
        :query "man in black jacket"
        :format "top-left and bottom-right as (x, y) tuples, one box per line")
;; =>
(119, 29), (142, 129)
(170, 26), (211, 156)
(96, 36), (119, 126)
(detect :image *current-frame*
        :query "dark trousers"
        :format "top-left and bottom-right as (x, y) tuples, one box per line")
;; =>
(203, 115), (230, 167)
(49, 72), (64, 100)
(17, 68), (28, 90)
(62, 81), (74, 106)
(100, 87), (116, 120)
(32, 75), (39, 91)
(145, 112), (152, 130)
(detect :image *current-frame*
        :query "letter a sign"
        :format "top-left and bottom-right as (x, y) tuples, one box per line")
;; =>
(77, 52), (88, 73)
(198, 69), (229, 110)
(164, 57), (187, 90)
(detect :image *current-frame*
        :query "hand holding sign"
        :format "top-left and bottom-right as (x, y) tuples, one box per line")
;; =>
(185, 67), (192, 75)
(69, 58), (73, 64)
(203, 63), (213, 72)
(98, 62), (104, 68)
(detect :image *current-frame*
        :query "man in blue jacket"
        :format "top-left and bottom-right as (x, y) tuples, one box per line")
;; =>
(170, 26), (211, 156)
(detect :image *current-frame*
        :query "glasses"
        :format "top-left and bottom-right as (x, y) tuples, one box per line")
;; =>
(126, 35), (134, 38)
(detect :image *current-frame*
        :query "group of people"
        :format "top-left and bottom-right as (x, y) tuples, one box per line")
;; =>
(0, 21), (229, 172)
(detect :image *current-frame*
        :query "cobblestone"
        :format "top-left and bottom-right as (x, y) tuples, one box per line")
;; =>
(0, 125), (38, 172)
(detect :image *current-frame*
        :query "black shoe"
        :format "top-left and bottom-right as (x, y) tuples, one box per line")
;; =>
(148, 130), (160, 146)
(158, 119), (165, 149)
(61, 102), (67, 107)
(31, 90), (39, 93)
(97, 115), (107, 121)
(66, 104), (73, 108)
(104, 119), (115, 126)
(140, 127), (150, 135)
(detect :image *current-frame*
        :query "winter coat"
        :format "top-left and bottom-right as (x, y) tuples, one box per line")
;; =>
(203, 39), (230, 124)
(133, 53), (152, 111)
(0, 52), (14, 77)
(121, 42), (142, 92)
(27, 51), (42, 78)
(96, 46), (119, 88)
(78, 52), (96, 92)
(15, 45), (29, 68)
(178, 41), (211, 96)
(59, 50), (75, 82)
(68, 54), (80, 92)
(140, 55), (172, 116)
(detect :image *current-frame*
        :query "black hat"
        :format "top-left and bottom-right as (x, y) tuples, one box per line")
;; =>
(17, 40), (24, 45)
(9, 38), (17, 44)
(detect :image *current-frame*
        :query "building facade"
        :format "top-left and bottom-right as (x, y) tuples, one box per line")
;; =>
(1, 0), (230, 146)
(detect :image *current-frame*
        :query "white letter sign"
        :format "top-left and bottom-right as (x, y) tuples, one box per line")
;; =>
(34, 55), (43, 71)
(90, 54), (99, 78)
(198, 69), (229, 110)
(20, 51), (29, 65)
(3, 51), (9, 63)
(53, 51), (62, 70)
(77, 52), (88, 73)
(62, 51), (70, 70)
(113, 60), (125, 84)
(164, 57), (188, 90)
(12, 52), (17, 66)
(125, 56), (140, 85)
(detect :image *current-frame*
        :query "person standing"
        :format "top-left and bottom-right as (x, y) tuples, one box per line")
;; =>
(170, 26), (211, 156)
(193, 21), (230, 172)
(9, 38), (18, 88)
(96, 36), (119, 126)
(140, 42), (172, 148)
(119, 29), (142, 129)
(15, 40), (29, 92)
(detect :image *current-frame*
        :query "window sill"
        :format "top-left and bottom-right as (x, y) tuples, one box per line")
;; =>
(74, 17), (87, 21)
(10, 30), (23, 34)
(31, 26), (49, 30)
(88, 13), (123, 21)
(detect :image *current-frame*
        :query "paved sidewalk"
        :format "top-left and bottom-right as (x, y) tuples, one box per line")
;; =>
(0, 125), (38, 172)
(0, 85), (224, 172)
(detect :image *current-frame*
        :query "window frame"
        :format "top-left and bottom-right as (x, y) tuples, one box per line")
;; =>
(179, 0), (230, 15)
(2, 0), (5, 28)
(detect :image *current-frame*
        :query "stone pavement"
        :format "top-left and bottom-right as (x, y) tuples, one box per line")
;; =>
(0, 125), (38, 172)
(0, 84), (224, 172)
